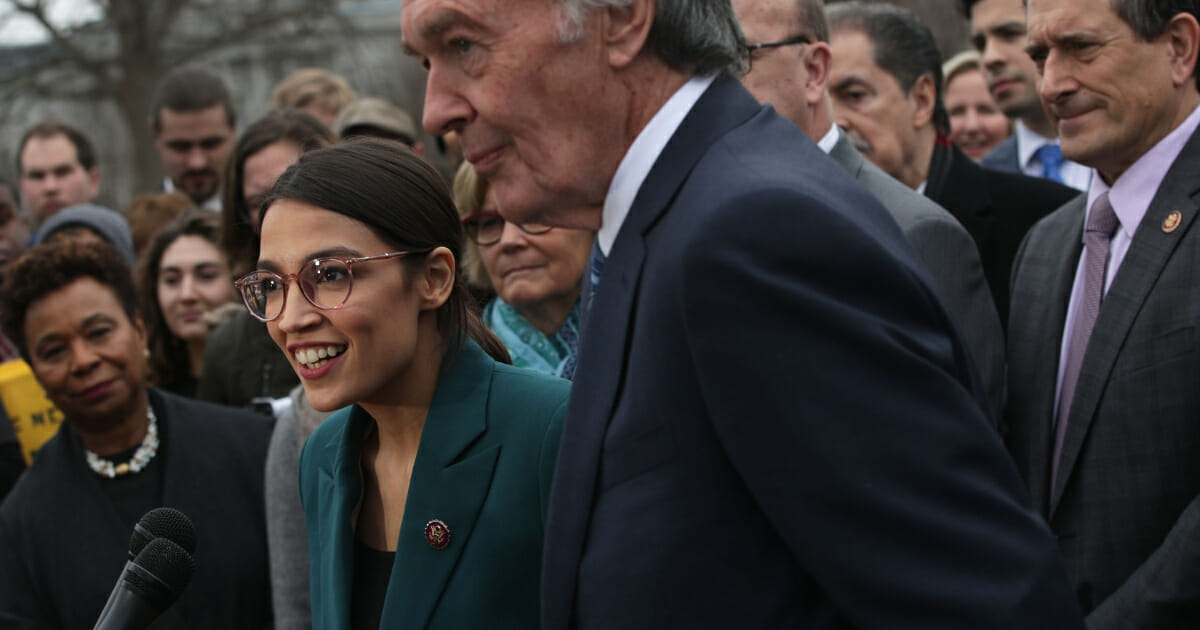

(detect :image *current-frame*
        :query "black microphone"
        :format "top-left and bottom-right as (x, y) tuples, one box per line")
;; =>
(96, 507), (198, 624)
(128, 507), (197, 558)
(93, 537), (195, 630)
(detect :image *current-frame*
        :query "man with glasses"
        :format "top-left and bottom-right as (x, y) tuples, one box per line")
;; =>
(734, 0), (1005, 419)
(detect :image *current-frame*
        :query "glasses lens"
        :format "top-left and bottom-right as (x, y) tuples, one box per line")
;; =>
(300, 258), (353, 309)
(466, 214), (505, 245)
(240, 272), (285, 321)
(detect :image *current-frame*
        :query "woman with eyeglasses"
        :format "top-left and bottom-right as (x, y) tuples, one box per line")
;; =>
(237, 139), (568, 630)
(453, 162), (593, 380)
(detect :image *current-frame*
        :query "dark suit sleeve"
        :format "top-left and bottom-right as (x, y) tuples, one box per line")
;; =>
(679, 189), (1080, 628)
(0, 498), (54, 629)
(901, 214), (1006, 422)
(0, 404), (24, 504)
(1087, 496), (1200, 628)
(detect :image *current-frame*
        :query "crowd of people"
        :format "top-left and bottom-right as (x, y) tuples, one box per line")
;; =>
(0, 0), (1197, 627)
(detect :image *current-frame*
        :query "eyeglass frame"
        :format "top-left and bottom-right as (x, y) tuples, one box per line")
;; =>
(460, 210), (553, 246)
(234, 250), (427, 322)
(742, 35), (812, 72)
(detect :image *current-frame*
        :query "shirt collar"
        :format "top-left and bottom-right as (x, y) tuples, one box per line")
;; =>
(597, 74), (717, 255)
(163, 177), (222, 212)
(817, 123), (840, 154)
(1014, 119), (1057, 169)
(1084, 102), (1200, 242)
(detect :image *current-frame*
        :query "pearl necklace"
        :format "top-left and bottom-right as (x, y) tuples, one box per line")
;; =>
(85, 406), (159, 478)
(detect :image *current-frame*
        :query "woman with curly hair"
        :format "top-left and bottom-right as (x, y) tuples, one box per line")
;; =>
(0, 239), (272, 629)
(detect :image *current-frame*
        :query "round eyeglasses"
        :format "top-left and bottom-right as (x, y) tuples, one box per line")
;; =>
(460, 211), (552, 246)
(234, 250), (425, 322)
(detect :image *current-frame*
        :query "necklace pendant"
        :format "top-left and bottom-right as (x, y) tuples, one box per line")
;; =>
(114, 462), (130, 475)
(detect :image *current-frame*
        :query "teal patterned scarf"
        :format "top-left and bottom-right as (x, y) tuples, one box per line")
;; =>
(483, 298), (580, 380)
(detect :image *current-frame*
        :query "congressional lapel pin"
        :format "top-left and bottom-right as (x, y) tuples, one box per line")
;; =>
(1163, 211), (1182, 233)
(425, 519), (451, 550)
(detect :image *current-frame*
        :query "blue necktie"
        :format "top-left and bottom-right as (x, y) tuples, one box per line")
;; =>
(1036, 143), (1066, 184)
(588, 241), (606, 304)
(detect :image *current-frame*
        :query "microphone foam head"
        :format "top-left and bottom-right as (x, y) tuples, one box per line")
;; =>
(130, 507), (197, 557)
(129, 537), (196, 604)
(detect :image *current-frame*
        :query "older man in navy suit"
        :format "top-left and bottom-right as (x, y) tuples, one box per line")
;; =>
(403, 0), (1082, 627)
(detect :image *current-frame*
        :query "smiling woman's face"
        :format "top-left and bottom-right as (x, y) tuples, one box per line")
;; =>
(25, 277), (147, 433)
(157, 235), (233, 342)
(257, 199), (439, 412)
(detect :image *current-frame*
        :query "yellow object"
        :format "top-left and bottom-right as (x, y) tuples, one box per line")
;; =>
(0, 359), (62, 464)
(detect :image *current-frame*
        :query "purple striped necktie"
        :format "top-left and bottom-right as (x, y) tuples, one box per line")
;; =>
(1052, 191), (1119, 487)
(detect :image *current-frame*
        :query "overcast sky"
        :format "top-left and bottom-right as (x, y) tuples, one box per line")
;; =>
(0, 0), (101, 46)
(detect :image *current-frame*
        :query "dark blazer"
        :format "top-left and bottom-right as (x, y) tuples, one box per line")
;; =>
(829, 131), (1005, 420)
(1006, 124), (1200, 627)
(300, 340), (567, 630)
(0, 389), (274, 629)
(981, 134), (1020, 173)
(0, 404), (22, 503)
(542, 75), (1082, 630)
(925, 140), (1079, 329)
(197, 310), (298, 408)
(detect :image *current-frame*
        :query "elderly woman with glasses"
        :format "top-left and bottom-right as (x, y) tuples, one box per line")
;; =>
(453, 162), (593, 380)
(236, 139), (568, 630)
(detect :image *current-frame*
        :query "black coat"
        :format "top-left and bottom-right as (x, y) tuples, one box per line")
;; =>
(925, 140), (1081, 328)
(0, 389), (274, 629)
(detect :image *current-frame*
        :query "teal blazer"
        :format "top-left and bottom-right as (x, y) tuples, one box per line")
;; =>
(299, 339), (569, 629)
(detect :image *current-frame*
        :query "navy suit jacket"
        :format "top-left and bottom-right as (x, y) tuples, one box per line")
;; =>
(981, 135), (1021, 174)
(541, 75), (1082, 629)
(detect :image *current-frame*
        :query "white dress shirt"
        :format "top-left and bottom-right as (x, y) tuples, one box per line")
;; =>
(597, 74), (717, 256)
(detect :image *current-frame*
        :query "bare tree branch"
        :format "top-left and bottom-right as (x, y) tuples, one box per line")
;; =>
(10, 0), (113, 89)
(164, 2), (338, 68)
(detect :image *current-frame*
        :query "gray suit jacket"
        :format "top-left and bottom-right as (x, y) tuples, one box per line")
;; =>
(981, 135), (1020, 174)
(1006, 125), (1200, 627)
(830, 132), (1005, 420)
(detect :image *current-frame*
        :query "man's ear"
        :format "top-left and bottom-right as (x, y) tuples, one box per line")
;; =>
(418, 246), (456, 311)
(1163, 12), (1200, 88)
(909, 74), (937, 129)
(605, 0), (655, 68)
(86, 167), (100, 198)
(804, 43), (833, 106)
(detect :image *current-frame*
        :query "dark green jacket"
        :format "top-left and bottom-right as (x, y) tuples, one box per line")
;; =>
(300, 339), (568, 629)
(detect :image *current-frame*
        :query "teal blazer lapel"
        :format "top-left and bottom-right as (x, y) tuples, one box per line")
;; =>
(383, 342), (501, 629)
(1051, 163), (1200, 514)
(315, 408), (368, 629)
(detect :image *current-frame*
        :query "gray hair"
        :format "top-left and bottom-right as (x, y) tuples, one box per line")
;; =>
(557, 0), (747, 76)
(796, 0), (831, 43)
(827, 1), (950, 136)
(1112, 0), (1200, 85)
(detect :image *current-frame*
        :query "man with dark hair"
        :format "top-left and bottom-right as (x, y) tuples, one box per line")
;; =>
(405, 0), (1083, 627)
(1008, 0), (1200, 625)
(827, 1), (1077, 325)
(734, 0), (1006, 420)
(149, 66), (236, 210)
(15, 122), (100, 226)
(962, 0), (1089, 190)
